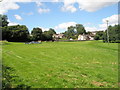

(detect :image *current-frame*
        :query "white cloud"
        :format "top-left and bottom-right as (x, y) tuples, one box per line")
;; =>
(84, 14), (119, 31)
(8, 19), (19, 26)
(0, 0), (118, 14)
(85, 27), (98, 31)
(61, 0), (77, 13)
(34, 0), (43, 7)
(51, 0), (59, 2)
(99, 14), (119, 30)
(39, 27), (49, 32)
(0, 0), (41, 14)
(54, 22), (77, 32)
(0, 0), (33, 14)
(61, 5), (77, 13)
(38, 8), (50, 14)
(102, 14), (118, 24)
(0, 1), (19, 14)
(2, 0), (32, 2)
(14, 14), (22, 20)
(37, 22), (77, 33)
(61, 0), (118, 13)
(85, 14), (119, 31)
(54, 22), (101, 32)
(8, 22), (19, 26)
(77, 0), (118, 12)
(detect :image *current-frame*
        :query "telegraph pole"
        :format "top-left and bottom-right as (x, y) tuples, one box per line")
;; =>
(106, 20), (109, 43)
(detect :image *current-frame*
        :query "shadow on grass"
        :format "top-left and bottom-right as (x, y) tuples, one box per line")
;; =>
(2, 65), (31, 89)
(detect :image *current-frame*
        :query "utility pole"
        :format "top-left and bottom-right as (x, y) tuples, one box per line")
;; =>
(106, 20), (109, 43)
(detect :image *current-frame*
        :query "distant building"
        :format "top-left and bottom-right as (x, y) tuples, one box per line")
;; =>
(70, 38), (73, 41)
(88, 35), (94, 40)
(78, 34), (87, 40)
(78, 33), (94, 40)
(52, 34), (64, 40)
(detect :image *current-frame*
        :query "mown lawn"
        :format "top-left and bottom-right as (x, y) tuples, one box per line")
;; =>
(2, 41), (118, 88)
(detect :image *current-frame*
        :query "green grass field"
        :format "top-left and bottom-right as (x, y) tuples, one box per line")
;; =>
(2, 41), (118, 88)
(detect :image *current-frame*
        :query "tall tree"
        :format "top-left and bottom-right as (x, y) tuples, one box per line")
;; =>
(0, 14), (9, 27)
(42, 31), (52, 41)
(2, 25), (29, 42)
(76, 24), (86, 35)
(48, 28), (56, 35)
(103, 24), (120, 43)
(94, 31), (105, 40)
(31, 27), (42, 41)
(41, 29), (56, 41)
(64, 26), (76, 39)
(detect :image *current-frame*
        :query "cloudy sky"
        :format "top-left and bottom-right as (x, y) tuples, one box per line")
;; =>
(0, 0), (119, 33)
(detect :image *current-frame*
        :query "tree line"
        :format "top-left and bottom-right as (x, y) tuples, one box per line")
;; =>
(0, 14), (57, 42)
(64, 24), (120, 43)
(0, 14), (120, 43)
(94, 25), (120, 43)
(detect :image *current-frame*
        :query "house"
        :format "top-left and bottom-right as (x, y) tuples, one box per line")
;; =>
(78, 33), (94, 40)
(78, 34), (88, 40)
(70, 38), (73, 41)
(88, 33), (94, 40)
(89, 36), (94, 40)
(78, 34), (85, 40)
(52, 34), (64, 40)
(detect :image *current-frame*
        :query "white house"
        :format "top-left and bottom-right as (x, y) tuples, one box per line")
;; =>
(78, 34), (94, 40)
(78, 34), (88, 40)
(70, 38), (73, 40)
(52, 34), (64, 40)
(89, 36), (94, 40)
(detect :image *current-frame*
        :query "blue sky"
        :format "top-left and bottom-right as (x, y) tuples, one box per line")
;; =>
(0, 1), (118, 33)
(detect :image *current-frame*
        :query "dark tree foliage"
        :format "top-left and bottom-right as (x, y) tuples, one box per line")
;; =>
(94, 35), (100, 40)
(0, 14), (9, 27)
(42, 31), (52, 41)
(103, 25), (120, 43)
(76, 24), (86, 35)
(41, 28), (56, 41)
(2, 25), (29, 42)
(49, 28), (56, 35)
(94, 31), (105, 40)
(64, 26), (76, 39)
(31, 27), (42, 41)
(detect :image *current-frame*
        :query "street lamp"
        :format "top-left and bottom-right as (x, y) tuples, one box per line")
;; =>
(106, 20), (109, 43)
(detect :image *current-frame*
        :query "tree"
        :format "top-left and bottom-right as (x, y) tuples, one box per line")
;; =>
(94, 31), (104, 40)
(17, 25), (29, 42)
(41, 28), (56, 41)
(103, 24), (120, 43)
(31, 27), (42, 41)
(76, 24), (86, 35)
(2, 25), (29, 42)
(94, 35), (100, 40)
(1, 26), (12, 41)
(0, 14), (9, 27)
(48, 28), (56, 35)
(42, 31), (52, 41)
(64, 26), (76, 39)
